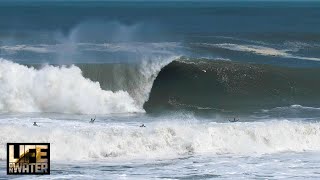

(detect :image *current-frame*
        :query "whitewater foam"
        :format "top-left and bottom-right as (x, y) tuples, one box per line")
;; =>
(198, 43), (320, 61)
(0, 59), (143, 114)
(215, 43), (289, 56)
(0, 41), (182, 113)
(0, 45), (50, 53)
(0, 118), (319, 161)
(268, 105), (320, 111)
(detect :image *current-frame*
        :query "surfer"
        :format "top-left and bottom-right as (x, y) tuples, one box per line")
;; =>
(90, 116), (96, 123)
(229, 118), (239, 122)
(140, 124), (146, 127)
(33, 122), (39, 126)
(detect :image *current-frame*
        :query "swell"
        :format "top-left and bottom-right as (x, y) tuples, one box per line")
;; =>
(144, 58), (320, 113)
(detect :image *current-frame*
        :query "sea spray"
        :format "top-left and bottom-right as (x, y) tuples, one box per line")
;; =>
(0, 59), (142, 114)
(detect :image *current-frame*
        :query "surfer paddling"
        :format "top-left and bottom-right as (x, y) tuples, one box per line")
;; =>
(140, 124), (146, 127)
(229, 118), (239, 122)
(33, 122), (39, 126)
(90, 116), (96, 123)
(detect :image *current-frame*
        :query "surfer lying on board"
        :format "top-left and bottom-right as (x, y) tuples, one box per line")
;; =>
(229, 118), (239, 122)
(90, 116), (96, 123)
(140, 124), (146, 127)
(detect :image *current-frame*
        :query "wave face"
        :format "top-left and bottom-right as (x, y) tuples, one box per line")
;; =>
(1, 119), (319, 160)
(145, 58), (320, 112)
(2, 56), (320, 114)
(77, 55), (179, 107)
(0, 59), (142, 114)
(0, 52), (178, 114)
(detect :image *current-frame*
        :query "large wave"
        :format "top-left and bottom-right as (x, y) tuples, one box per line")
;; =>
(2, 56), (320, 114)
(0, 50), (179, 114)
(0, 119), (319, 160)
(145, 58), (320, 112)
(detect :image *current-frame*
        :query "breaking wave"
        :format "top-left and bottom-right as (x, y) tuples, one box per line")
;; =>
(2, 55), (320, 114)
(0, 59), (142, 114)
(0, 47), (179, 114)
(0, 119), (319, 160)
(145, 58), (320, 112)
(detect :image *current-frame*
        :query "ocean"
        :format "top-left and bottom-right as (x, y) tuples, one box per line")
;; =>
(0, 0), (320, 179)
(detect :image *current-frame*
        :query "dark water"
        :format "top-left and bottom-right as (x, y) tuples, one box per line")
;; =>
(1, 1), (320, 38)
(1, 1), (320, 66)
(145, 58), (320, 113)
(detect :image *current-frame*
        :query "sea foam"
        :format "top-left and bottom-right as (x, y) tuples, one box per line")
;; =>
(0, 119), (319, 161)
(0, 59), (143, 114)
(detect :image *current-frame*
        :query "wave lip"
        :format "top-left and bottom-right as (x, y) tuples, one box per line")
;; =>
(0, 59), (143, 114)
